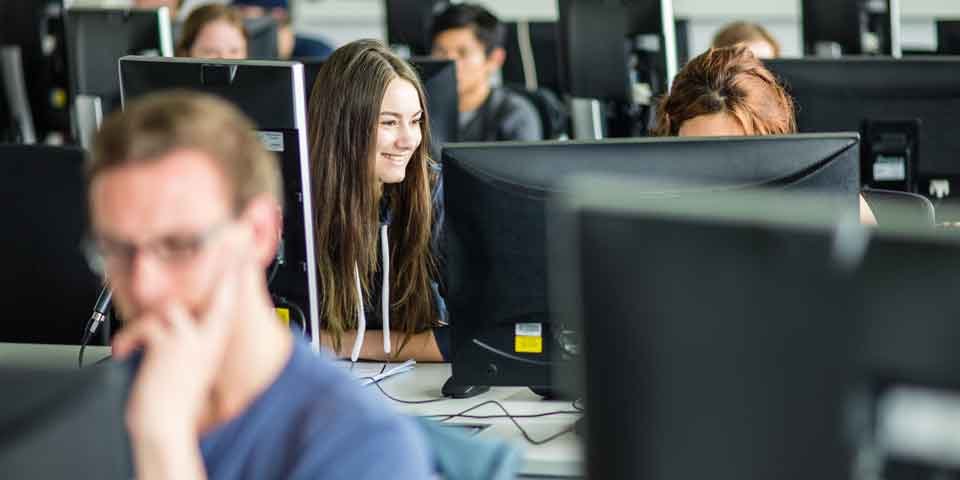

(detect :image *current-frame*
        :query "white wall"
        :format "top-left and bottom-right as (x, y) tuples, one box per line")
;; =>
(67, 0), (960, 54)
(292, 0), (959, 54)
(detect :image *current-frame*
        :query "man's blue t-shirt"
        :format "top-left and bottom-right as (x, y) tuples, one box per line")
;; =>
(198, 337), (432, 479)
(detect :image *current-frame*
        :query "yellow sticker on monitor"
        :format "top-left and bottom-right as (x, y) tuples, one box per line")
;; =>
(275, 308), (290, 327)
(515, 336), (543, 353)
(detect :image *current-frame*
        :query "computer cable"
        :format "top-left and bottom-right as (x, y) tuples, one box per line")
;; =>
(79, 283), (112, 367)
(272, 294), (307, 334)
(365, 372), (580, 445)
(362, 365), (449, 405)
(424, 398), (577, 446)
(79, 307), (111, 368)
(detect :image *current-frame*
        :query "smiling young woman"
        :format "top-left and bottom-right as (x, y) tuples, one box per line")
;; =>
(307, 39), (448, 362)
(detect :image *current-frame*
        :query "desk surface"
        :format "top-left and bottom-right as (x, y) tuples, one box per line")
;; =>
(348, 361), (583, 478)
(0, 343), (583, 478)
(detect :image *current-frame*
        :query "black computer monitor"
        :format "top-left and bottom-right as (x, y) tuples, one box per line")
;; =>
(440, 133), (860, 393)
(0, 144), (102, 345)
(767, 57), (960, 195)
(409, 57), (458, 148)
(0, 0), (69, 141)
(557, 0), (678, 104)
(552, 184), (858, 479)
(0, 362), (131, 478)
(550, 180), (960, 480)
(0, 46), (38, 143)
(501, 21), (562, 95)
(384, 0), (449, 57)
(937, 20), (960, 54)
(118, 56), (321, 350)
(244, 16), (279, 59)
(802, 0), (900, 56)
(65, 7), (174, 116)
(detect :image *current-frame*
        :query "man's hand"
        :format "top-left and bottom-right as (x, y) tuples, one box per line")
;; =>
(112, 229), (247, 480)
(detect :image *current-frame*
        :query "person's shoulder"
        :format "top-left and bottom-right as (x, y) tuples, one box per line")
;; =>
(293, 34), (335, 59)
(493, 87), (543, 141)
(497, 87), (539, 116)
(280, 341), (433, 478)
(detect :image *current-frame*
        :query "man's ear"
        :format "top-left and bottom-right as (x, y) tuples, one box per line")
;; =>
(487, 47), (506, 70)
(240, 194), (283, 269)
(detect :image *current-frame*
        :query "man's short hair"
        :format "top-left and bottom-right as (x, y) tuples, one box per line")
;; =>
(88, 91), (282, 211)
(431, 3), (505, 54)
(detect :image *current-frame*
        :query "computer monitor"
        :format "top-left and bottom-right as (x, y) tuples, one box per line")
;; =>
(244, 16), (279, 59)
(936, 20), (960, 54)
(440, 133), (860, 394)
(557, 0), (678, 104)
(119, 56), (321, 351)
(552, 183), (857, 479)
(384, 0), (449, 57)
(65, 7), (174, 116)
(501, 21), (562, 94)
(409, 57), (458, 149)
(296, 57), (458, 153)
(0, 362), (131, 478)
(550, 179), (960, 479)
(767, 57), (960, 195)
(0, 46), (38, 143)
(0, 0), (69, 141)
(0, 144), (102, 345)
(802, 0), (901, 56)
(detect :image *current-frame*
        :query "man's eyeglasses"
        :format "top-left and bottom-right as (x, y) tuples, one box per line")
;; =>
(84, 221), (232, 276)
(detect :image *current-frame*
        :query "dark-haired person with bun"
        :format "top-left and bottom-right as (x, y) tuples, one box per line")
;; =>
(430, 3), (542, 142)
(654, 45), (876, 224)
(309, 39), (449, 362)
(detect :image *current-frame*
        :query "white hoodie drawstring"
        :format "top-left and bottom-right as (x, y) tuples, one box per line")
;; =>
(350, 223), (392, 362)
(380, 224), (391, 355)
(351, 264), (366, 363)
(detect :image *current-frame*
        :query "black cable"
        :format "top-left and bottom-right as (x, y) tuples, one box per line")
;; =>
(425, 397), (575, 446)
(272, 295), (307, 334)
(369, 376), (450, 405)
(572, 398), (585, 412)
(79, 308), (111, 368)
(266, 259), (280, 286)
(78, 319), (95, 368)
(367, 377), (579, 445)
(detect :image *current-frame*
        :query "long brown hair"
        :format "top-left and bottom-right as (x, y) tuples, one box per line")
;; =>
(653, 45), (796, 137)
(308, 39), (439, 355)
(175, 4), (247, 57)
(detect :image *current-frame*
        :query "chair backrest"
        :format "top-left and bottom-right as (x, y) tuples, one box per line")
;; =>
(503, 84), (569, 140)
(862, 188), (936, 227)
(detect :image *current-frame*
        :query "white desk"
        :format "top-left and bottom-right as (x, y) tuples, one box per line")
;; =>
(0, 342), (111, 368)
(349, 362), (584, 478)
